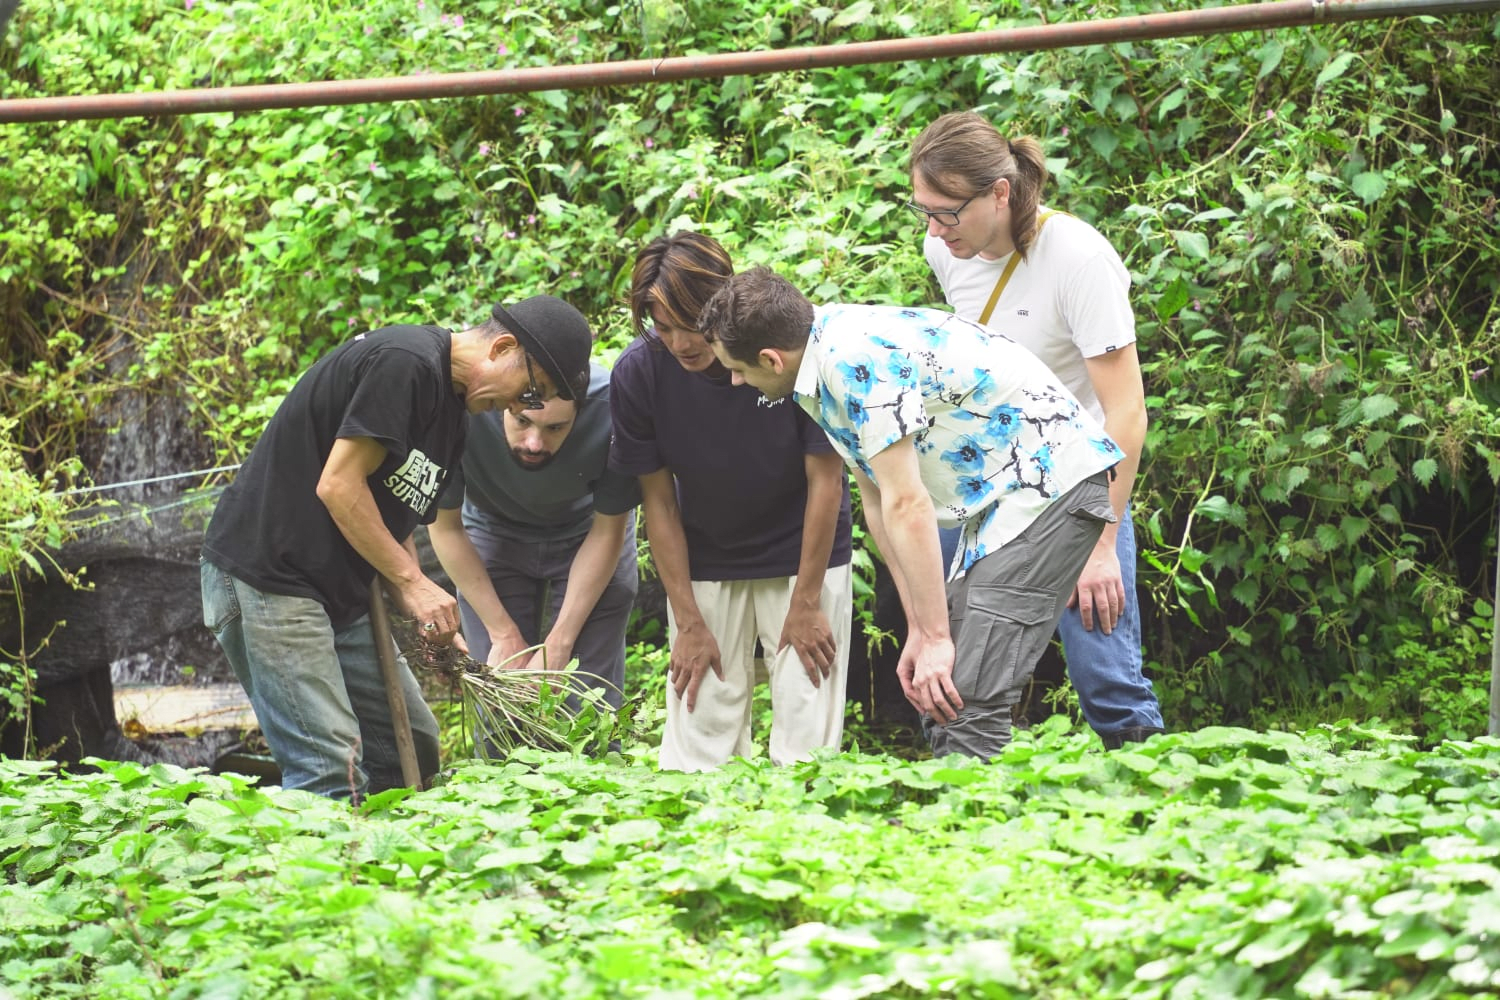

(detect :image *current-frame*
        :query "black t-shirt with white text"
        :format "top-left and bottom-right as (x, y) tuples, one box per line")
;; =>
(204, 325), (466, 629)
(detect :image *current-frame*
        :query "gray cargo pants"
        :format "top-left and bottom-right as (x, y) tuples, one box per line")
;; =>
(925, 473), (1115, 760)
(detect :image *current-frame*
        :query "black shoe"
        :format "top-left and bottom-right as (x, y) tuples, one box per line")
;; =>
(1100, 726), (1165, 750)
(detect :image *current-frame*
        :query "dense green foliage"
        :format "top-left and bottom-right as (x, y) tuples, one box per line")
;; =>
(0, 423), (85, 739)
(4, 725), (1500, 997)
(2, 0), (1500, 736)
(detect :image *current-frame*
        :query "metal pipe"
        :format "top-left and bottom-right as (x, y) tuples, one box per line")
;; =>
(1, 0), (1495, 124)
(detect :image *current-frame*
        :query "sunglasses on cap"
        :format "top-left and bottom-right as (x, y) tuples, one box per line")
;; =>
(518, 352), (546, 411)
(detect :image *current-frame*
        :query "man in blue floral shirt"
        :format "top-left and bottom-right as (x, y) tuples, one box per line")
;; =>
(699, 267), (1123, 759)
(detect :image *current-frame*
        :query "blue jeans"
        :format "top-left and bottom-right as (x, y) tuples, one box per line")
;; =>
(200, 559), (441, 800)
(939, 506), (1162, 736)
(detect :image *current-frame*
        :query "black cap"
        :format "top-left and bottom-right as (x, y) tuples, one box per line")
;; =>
(490, 295), (593, 402)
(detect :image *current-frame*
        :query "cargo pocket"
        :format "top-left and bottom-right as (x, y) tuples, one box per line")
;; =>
(1064, 474), (1116, 525)
(199, 559), (241, 636)
(951, 583), (1057, 705)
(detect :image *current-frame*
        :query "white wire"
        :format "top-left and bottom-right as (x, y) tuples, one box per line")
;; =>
(52, 464), (241, 497)
(86, 489), (227, 529)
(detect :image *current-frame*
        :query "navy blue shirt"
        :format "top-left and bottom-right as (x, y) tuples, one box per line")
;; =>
(608, 336), (852, 581)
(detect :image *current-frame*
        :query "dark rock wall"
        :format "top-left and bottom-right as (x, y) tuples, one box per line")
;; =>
(0, 492), (224, 763)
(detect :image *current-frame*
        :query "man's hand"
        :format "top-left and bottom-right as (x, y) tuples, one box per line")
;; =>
(488, 627), (532, 670)
(394, 576), (462, 646)
(778, 599), (836, 687)
(522, 638), (574, 674)
(1067, 537), (1127, 634)
(670, 620), (724, 712)
(896, 634), (961, 724)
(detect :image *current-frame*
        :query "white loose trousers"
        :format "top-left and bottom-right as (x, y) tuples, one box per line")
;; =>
(659, 564), (853, 772)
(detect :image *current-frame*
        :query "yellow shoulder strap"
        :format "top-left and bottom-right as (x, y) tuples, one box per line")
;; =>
(976, 210), (1057, 327)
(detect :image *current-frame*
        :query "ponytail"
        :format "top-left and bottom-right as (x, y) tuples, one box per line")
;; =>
(1006, 136), (1049, 259)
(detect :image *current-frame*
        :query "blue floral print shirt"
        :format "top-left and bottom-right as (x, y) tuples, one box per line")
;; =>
(793, 304), (1124, 578)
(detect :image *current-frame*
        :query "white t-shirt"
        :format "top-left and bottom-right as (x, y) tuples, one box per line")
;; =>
(924, 208), (1134, 426)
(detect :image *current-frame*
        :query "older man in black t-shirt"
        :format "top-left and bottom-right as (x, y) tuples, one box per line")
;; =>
(201, 296), (593, 800)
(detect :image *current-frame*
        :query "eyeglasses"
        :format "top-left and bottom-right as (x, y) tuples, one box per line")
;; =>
(517, 352), (546, 411)
(904, 190), (983, 228)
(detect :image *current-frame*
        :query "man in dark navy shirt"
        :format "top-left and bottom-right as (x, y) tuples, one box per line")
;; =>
(201, 296), (593, 799)
(612, 233), (854, 771)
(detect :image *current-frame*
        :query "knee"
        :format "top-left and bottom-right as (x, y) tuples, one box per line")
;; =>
(925, 702), (1016, 762)
(599, 575), (639, 616)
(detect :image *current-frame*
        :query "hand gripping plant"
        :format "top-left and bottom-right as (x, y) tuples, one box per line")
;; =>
(389, 614), (623, 759)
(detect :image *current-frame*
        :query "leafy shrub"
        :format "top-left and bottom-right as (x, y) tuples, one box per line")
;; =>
(0, 420), (91, 752)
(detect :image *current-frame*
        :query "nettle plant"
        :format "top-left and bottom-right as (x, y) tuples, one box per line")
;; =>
(2, 725), (1500, 996)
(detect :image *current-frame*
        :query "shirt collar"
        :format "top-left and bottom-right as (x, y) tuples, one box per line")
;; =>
(792, 307), (828, 401)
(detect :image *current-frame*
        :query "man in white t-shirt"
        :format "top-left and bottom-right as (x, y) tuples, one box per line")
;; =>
(907, 110), (1165, 749)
